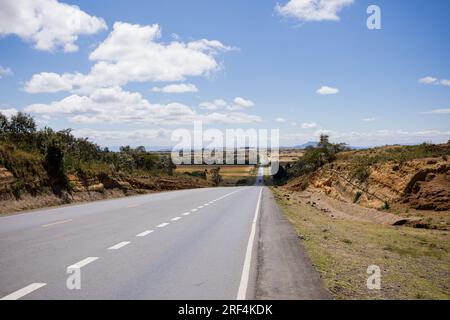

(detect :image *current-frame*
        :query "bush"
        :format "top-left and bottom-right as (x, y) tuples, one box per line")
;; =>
(45, 139), (66, 180)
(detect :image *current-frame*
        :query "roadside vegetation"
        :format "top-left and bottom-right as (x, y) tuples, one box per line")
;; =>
(272, 187), (450, 300)
(0, 112), (209, 214)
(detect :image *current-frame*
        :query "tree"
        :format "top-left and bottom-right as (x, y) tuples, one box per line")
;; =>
(45, 138), (66, 181)
(0, 113), (9, 133)
(9, 112), (36, 136)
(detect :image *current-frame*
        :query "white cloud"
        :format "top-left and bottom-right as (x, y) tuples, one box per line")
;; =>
(418, 76), (438, 84)
(301, 122), (317, 128)
(282, 129), (450, 147)
(0, 0), (107, 52)
(421, 108), (450, 115)
(199, 97), (255, 111)
(418, 76), (450, 86)
(73, 128), (171, 143)
(363, 117), (378, 122)
(275, 117), (286, 123)
(276, 0), (354, 22)
(199, 99), (228, 110)
(25, 72), (74, 93)
(24, 87), (261, 125)
(233, 97), (255, 108)
(0, 65), (13, 78)
(0, 108), (18, 118)
(152, 83), (198, 93)
(25, 22), (234, 93)
(316, 85), (339, 95)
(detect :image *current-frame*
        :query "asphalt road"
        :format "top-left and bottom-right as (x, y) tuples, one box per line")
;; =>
(0, 168), (330, 300)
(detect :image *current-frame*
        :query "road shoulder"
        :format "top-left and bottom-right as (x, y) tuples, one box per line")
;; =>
(255, 187), (331, 300)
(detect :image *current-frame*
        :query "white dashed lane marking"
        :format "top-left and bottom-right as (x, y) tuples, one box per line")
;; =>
(108, 241), (130, 250)
(171, 217), (181, 222)
(157, 223), (169, 228)
(136, 230), (153, 237)
(182, 212), (190, 216)
(190, 209), (198, 212)
(0, 283), (47, 300)
(68, 257), (99, 269)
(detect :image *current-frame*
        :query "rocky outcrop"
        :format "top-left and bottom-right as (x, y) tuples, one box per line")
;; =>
(288, 156), (449, 212)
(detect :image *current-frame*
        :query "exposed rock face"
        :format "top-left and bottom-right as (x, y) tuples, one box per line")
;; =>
(288, 156), (449, 212)
(403, 172), (449, 211)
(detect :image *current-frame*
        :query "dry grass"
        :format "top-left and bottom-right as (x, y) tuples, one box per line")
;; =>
(271, 187), (450, 300)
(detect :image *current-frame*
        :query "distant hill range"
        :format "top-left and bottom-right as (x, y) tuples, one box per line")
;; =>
(290, 141), (367, 150)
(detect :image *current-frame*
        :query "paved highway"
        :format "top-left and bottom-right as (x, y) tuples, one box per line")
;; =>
(0, 168), (330, 300)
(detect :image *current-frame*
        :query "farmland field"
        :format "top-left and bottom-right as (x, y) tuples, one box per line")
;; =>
(176, 165), (257, 186)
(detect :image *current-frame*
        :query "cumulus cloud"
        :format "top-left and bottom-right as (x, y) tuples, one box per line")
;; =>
(418, 76), (450, 86)
(0, 0), (107, 52)
(233, 97), (255, 108)
(316, 85), (339, 95)
(25, 72), (74, 93)
(275, 117), (286, 123)
(301, 122), (317, 128)
(282, 129), (450, 147)
(25, 22), (234, 93)
(276, 0), (354, 22)
(152, 83), (198, 94)
(24, 87), (261, 125)
(0, 65), (13, 78)
(73, 128), (171, 143)
(199, 99), (228, 111)
(199, 97), (255, 111)
(0, 108), (18, 118)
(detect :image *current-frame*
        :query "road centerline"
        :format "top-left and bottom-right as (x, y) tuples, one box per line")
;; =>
(136, 230), (153, 237)
(0, 283), (47, 300)
(42, 219), (73, 228)
(157, 222), (169, 228)
(68, 257), (99, 269)
(108, 241), (131, 250)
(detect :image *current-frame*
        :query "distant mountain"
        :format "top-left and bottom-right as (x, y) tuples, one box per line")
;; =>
(293, 141), (319, 149)
(291, 141), (368, 150)
(108, 146), (173, 152)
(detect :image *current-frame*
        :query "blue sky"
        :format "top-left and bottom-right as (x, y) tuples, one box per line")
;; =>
(0, 0), (449, 147)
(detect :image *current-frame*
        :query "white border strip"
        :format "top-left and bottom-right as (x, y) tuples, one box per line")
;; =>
(236, 187), (263, 300)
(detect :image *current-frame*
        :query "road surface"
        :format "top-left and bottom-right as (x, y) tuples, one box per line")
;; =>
(0, 168), (330, 300)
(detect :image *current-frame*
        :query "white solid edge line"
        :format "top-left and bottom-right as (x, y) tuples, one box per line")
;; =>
(236, 187), (263, 300)
(108, 241), (131, 250)
(1, 283), (47, 300)
(136, 230), (153, 237)
(171, 217), (181, 221)
(68, 257), (99, 269)
(157, 222), (169, 228)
